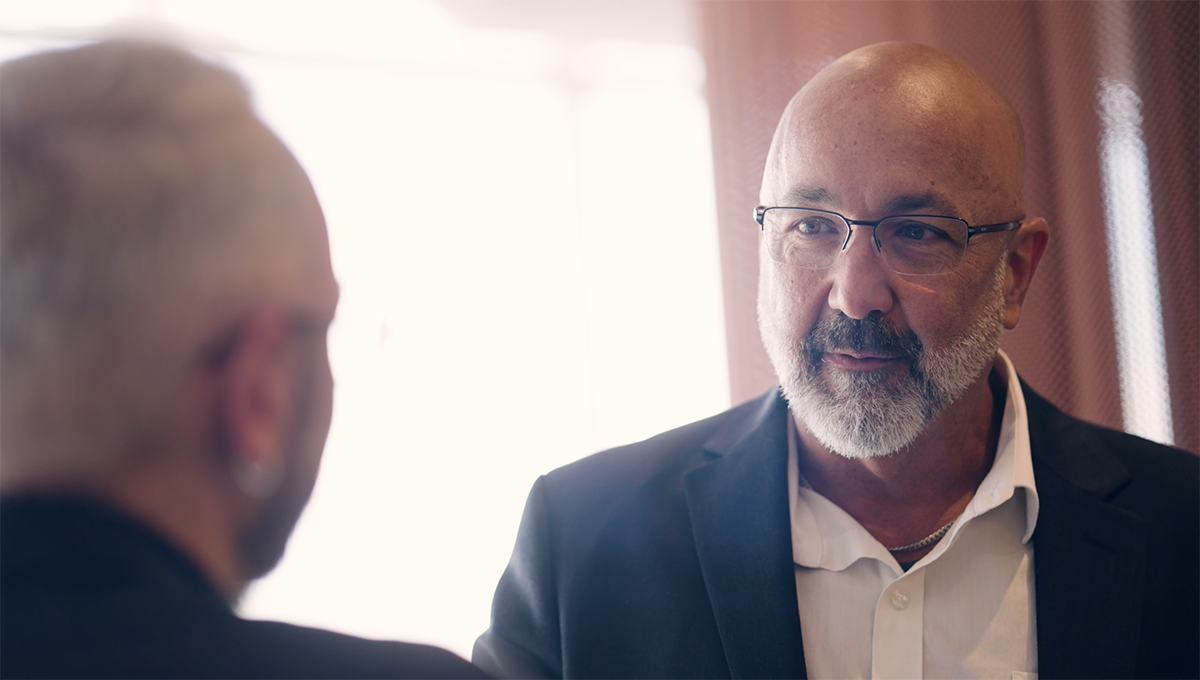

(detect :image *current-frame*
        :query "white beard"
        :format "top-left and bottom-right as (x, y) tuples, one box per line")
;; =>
(760, 261), (1007, 459)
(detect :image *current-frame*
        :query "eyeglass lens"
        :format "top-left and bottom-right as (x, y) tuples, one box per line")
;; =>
(761, 208), (969, 275)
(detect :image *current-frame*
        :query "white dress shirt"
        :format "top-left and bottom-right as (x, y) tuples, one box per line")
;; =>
(789, 350), (1040, 679)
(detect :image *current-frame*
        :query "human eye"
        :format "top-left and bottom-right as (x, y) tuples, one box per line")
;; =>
(889, 219), (953, 243)
(790, 215), (839, 235)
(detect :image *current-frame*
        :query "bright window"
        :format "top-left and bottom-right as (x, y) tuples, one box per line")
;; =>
(1, 0), (728, 657)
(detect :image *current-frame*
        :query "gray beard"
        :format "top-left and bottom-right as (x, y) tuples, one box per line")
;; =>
(763, 262), (1007, 459)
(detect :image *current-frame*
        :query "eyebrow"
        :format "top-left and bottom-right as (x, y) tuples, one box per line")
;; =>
(883, 192), (954, 215)
(782, 186), (833, 206)
(779, 187), (958, 217)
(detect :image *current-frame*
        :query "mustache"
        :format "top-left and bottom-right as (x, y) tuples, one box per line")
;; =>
(804, 312), (923, 361)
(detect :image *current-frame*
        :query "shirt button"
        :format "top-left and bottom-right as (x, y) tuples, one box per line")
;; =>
(890, 591), (909, 610)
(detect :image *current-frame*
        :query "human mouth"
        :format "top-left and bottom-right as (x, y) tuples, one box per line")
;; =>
(823, 351), (902, 371)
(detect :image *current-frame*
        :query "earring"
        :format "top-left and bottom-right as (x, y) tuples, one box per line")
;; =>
(231, 455), (284, 500)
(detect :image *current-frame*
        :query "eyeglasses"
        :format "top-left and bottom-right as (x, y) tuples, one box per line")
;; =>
(754, 206), (1021, 276)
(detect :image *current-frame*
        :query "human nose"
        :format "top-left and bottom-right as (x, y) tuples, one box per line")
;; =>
(826, 225), (895, 319)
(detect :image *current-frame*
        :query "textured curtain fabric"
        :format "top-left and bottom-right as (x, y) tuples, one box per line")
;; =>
(699, 0), (1197, 452)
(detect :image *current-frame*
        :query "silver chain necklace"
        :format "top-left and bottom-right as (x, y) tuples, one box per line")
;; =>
(886, 518), (957, 553)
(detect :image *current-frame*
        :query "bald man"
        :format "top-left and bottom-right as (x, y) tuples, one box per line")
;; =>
(474, 43), (1198, 679)
(0, 41), (486, 679)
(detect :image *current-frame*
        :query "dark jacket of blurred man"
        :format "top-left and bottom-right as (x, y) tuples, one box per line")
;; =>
(0, 40), (487, 680)
(474, 42), (1198, 679)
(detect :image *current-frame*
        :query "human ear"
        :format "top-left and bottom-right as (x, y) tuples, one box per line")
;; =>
(1002, 217), (1050, 330)
(217, 310), (296, 499)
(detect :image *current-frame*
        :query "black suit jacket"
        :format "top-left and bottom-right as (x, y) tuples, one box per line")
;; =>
(0, 497), (489, 679)
(474, 384), (1199, 679)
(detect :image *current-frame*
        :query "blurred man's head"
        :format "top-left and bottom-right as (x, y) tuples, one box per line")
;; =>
(756, 42), (1047, 459)
(1, 40), (338, 593)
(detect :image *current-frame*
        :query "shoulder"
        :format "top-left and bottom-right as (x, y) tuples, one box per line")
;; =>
(3, 572), (487, 679)
(535, 393), (773, 508)
(1021, 381), (1198, 502)
(504, 390), (782, 559)
(0, 498), (487, 679)
(1021, 381), (1197, 546)
(229, 619), (488, 679)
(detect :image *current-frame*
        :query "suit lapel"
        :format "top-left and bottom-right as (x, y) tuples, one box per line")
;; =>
(1024, 385), (1146, 680)
(683, 389), (807, 679)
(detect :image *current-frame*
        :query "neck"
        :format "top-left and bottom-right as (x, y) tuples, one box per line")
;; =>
(96, 452), (248, 602)
(795, 360), (1007, 561)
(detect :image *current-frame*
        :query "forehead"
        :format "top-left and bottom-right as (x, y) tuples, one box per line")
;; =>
(764, 65), (1021, 221)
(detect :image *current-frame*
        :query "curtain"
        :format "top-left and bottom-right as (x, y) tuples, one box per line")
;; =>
(699, 0), (1198, 452)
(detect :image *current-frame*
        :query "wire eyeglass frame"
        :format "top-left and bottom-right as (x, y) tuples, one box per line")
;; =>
(753, 205), (1022, 276)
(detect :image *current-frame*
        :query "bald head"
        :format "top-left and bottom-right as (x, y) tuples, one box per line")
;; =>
(0, 40), (334, 489)
(762, 42), (1026, 223)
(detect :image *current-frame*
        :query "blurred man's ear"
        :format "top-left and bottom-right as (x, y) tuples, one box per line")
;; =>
(1003, 217), (1049, 330)
(216, 310), (297, 500)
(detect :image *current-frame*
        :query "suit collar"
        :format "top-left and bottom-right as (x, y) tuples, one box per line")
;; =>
(683, 388), (807, 679)
(1023, 380), (1131, 497)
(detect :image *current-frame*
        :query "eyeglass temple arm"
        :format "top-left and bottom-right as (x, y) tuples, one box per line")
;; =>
(966, 220), (1022, 239)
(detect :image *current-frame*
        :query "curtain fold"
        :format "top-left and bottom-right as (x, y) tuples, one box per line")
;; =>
(699, 0), (1197, 452)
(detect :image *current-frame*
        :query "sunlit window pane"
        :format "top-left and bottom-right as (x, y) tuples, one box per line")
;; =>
(1097, 78), (1174, 446)
(0, 0), (727, 657)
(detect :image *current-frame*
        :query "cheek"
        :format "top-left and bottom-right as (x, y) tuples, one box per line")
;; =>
(758, 261), (826, 339)
(296, 339), (334, 454)
(315, 344), (334, 439)
(896, 268), (993, 348)
(903, 295), (955, 346)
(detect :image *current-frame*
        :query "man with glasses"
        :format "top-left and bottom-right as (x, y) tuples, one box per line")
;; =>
(475, 42), (1197, 679)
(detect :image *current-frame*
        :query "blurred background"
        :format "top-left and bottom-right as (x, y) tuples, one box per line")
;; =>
(2, 0), (1195, 660)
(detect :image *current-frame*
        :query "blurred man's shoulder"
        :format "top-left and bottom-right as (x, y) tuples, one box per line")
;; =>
(231, 620), (490, 679)
(0, 497), (487, 679)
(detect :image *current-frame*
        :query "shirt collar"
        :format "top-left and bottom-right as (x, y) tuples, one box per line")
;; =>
(993, 349), (1039, 544)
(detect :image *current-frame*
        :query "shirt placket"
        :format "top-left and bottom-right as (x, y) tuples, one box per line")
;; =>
(871, 566), (926, 679)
